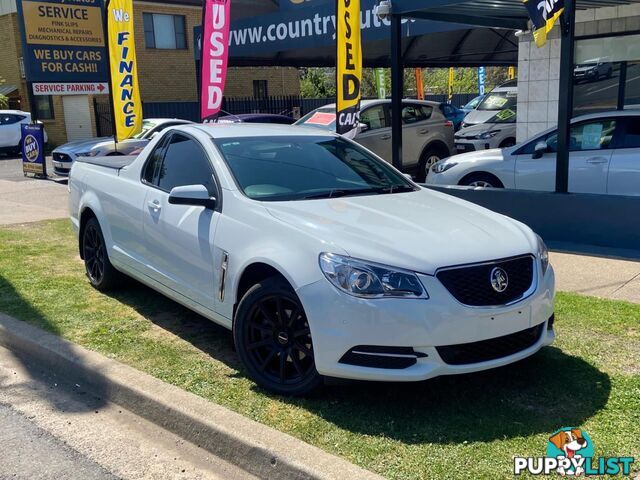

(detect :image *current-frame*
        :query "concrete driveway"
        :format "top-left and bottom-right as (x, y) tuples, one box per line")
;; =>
(0, 155), (68, 225)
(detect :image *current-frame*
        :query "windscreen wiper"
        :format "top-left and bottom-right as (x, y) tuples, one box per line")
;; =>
(302, 188), (380, 199)
(375, 185), (417, 194)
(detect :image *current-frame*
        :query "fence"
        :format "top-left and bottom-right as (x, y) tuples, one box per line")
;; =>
(93, 93), (479, 136)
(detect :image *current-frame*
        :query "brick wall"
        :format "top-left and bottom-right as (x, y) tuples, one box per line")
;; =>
(0, 13), (26, 106)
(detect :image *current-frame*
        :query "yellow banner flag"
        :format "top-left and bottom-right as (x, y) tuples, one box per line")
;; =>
(107, 0), (142, 142)
(336, 0), (362, 136)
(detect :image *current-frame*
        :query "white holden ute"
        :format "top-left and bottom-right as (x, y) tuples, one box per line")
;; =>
(68, 123), (556, 396)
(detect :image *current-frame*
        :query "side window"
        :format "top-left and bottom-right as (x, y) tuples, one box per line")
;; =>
(546, 119), (617, 152)
(401, 104), (427, 124)
(142, 136), (167, 184)
(420, 105), (434, 119)
(0, 114), (22, 125)
(359, 105), (387, 130)
(157, 134), (216, 194)
(621, 118), (640, 148)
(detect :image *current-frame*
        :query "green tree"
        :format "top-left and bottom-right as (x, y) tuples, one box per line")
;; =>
(299, 67), (336, 98)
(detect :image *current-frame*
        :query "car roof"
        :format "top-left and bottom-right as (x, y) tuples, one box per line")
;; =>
(146, 118), (192, 123)
(0, 110), (30, 115)
(312, 99), (442, 110)
(188, 122), (338, 139)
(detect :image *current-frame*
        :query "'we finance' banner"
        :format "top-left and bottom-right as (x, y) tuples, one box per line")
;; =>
(107, 0), (142, 141)
(201, 0), (230, 122)
(336, 0), (362, 136)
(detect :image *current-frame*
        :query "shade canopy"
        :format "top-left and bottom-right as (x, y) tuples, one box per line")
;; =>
(222, 0), (519, 67)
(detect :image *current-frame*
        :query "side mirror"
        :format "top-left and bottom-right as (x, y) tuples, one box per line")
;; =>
(168, 184), (216, 209)
(149, 131), (159, 140)
(358, 122), (369, 133)
(532, 140), (548, 159)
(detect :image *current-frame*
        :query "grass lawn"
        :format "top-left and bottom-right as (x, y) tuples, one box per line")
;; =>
(1, 219), (639, 479)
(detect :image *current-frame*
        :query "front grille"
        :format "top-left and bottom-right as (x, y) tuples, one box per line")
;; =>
(436, 323), (544, 365)
(53, 152), (71, 162)
(437, 255), (534, 307)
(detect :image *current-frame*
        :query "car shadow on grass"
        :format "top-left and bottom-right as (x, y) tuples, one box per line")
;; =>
(0, 276), (109, 413)
(110, 278), (611, 446)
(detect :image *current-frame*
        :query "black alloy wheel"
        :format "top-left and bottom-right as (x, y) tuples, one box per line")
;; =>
(234, 277), (322, 396)
(82, 217), (119, 291)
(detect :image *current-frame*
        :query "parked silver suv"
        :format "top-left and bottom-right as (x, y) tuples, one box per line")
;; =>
(296, 99), (455, 181)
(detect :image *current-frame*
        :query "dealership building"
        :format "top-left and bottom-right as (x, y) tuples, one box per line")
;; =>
(0, 0), (300, 145)
(1, 0), (639, 147)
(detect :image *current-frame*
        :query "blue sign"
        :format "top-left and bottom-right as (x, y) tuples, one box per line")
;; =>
(21, 123), (46, 176)
(16, 0), (108, 83)
(478, 66), (486, 95)
(228, 0), (469, 57)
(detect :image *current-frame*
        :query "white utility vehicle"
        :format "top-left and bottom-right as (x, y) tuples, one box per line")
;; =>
(69, 123), (555, 395)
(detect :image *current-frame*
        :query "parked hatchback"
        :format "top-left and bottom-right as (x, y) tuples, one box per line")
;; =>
(462, 81), (517, 129)
(0, 110), (48, 155)
(427, 111), (640, 196)
(52, 118), (192, 176)
(296, 99), (455, 181)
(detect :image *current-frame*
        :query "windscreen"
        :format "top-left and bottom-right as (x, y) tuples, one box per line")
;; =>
(213, 135), (416, 201)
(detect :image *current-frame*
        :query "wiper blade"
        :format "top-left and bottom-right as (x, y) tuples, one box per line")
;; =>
(376, 185), (416, 194)
(301, 188), (380, 199)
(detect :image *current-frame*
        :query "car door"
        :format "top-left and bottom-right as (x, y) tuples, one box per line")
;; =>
(0, 114), (25, 149)
(515, 118), (617, 193)
(142, 132), (221, 310)
(607, 116), (640, 196)
(354, 103), (392, 162)
(399, 103), (436, 168)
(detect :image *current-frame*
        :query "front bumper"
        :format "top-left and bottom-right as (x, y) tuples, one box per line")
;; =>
(52, 151), (75, 177)
(454, 138), (497, 153)
(297, 264), (555, 382)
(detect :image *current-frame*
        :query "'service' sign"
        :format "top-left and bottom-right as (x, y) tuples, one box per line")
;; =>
(16, 0), (108, 83)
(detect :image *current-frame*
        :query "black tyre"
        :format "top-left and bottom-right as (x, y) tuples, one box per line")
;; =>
(499, 138), (516, 149)
(234, 277), (322, 396)
(416, 147), (445, 182)
(459, 172), (504, 189)
(82, 217), (120, 291)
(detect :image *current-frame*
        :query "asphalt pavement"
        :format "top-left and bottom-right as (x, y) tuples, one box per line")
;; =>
(0, 155), (69, 225)
(0, 345), (256, 480)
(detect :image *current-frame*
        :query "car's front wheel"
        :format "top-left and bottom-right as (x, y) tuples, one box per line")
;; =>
(82, 217), (120, 291)
(459, 172), (504, 188)
(234, 277), (322, 396)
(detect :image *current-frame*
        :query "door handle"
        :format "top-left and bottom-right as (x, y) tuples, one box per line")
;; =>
(379, 134), (391, 140)
(148, 200), (161, 211)
(418, 128), (429, 135)
(586, 157), (608, 164)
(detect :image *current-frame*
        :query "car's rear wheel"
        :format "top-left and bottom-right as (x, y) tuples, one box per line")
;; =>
(234, 277), (322, 396)
(416, 146), (445, 182)
(459, 172), (504, 189)
(82, 217), (120, 291)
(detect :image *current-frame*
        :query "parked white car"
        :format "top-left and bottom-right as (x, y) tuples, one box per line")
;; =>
(454, 120), (517, 154)
(52, 118), (192, 176)
(0, 110), (48, 155)
(69, 124), (555, 396)
(461, 80), (518, 129)
(427, 111), (639, 195)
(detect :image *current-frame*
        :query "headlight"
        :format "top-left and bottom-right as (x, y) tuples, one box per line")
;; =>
(319, 253), (428, 299)
(432, 161), (457, 174)
(76, 150), (98, 157)
(536, 234), (549, 275)
(479, 130), (500, 139)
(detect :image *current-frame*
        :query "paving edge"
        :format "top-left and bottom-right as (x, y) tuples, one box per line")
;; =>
(0, 313), (383, 480)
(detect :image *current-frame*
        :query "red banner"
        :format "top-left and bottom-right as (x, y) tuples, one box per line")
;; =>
(200, 0), (230, 122)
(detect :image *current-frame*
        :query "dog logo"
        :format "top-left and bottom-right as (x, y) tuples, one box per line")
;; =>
(490, 267), (509, 293)
(546, 428), (594, 476)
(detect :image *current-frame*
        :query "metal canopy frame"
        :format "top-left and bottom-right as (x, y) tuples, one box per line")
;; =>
(386, 0), (635, 192)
